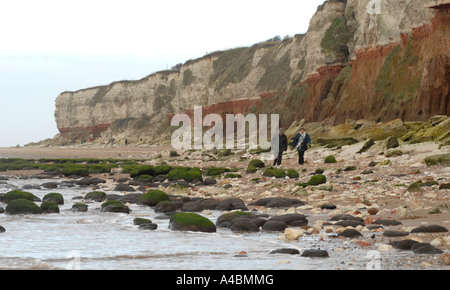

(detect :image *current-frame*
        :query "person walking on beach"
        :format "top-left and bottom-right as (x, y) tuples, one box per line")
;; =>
(291, 128), (311, 165)
(273, 128), (288, 167)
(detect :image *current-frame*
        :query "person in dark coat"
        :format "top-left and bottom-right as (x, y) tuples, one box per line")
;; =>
(273, 128), (288, 166)
(291, 128), (311, 165)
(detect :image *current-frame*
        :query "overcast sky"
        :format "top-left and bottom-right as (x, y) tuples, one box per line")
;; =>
(0, 0), (326, 148)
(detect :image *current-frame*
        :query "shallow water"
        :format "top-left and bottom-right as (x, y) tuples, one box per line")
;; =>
(0, 176), (444, 270)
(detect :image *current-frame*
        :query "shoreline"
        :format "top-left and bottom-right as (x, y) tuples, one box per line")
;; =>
(0, 143), (449, 269)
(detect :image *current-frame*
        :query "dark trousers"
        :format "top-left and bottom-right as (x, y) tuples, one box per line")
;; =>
(298, 150), (305, 165)
(273, 152), (283, 166)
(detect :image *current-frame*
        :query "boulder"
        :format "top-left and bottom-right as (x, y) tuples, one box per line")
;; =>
(71, 203), (88, 212)
(410, 225), (448, 233)
(337, 229), (362, 238)
(169, 213), (216, 233)
(1, 190), (41, 203)
(5, 198), (43, 215)
(301, 249), (329, 258)
(114, 183), (135, 192)
(141, 189), (170, 206)
(40, 201), (60, 214)
(373, 219), (402, 226)
(100, 201), (130, 214)
(85, 191), (106, 202)
(270, 248), (300, 255)
(155, 201), (176, 213)
(215, 198), (248, 211)
(42, 193), (64, 205)
(249, 197), (305, 208)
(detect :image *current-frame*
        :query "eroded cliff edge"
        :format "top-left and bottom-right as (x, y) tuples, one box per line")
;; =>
(53, 0), (449, 145)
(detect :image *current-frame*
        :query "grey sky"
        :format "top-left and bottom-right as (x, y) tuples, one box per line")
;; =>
(0, 0), (326, 147)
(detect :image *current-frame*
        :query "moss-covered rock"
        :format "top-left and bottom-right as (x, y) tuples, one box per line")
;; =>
(324, 155), (337, 164)
(154, 165), (172, 175)
(5, 198), (43, 215)
(133, 217), (152, 226)
(287, 169), (299, 178)
(138, 174), (154, 183)
(168, 167), (203, 181)
(40, 201), (60, 214)
(1, 190), (41, 204)
(42, 192), (64, 205)
(169, 212), (216, 233)
(224, 173), (242, 179)
(248, 159), (265, 168)
(386, 136), (399, 149)
(357, 139), (375, 154)
(62, 164), (90, 177)
(205, 166), (229, 176)
(141, 189), (170, 206)
(298, 174), (327, 187)
(100, 200), (130, 213)
(263, 167), (286, 178)
(71, 203), (88, 212)
(130, 165), (155, 178)
(85, 191), (106, 202)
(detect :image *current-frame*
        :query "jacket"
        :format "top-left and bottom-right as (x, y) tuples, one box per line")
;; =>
(292, 132), (311, 152)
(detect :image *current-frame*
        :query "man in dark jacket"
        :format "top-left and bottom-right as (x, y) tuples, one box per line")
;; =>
(273, 128), (288, 166)
(291, 128), (311, 165)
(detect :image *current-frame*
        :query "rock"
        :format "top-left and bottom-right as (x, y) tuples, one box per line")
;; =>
(0, 225), (5, 233)
(267, 214), (308, 227)
(368, 208), (379, 215)
(203, 177), (217, 185)
(301, 249), (329, 258)
(155, 201), (176, 213)
(71, 203), (88, 212)
(1, 190), (41, 203)
(85, 191), (106, 202)
(100, 201), (130, 214)
(270, 248), (300, 255)
(439, 183), (450, 190)
(42, 192), (64, 205)
(383, 230), (409, 237)
(386, 136), (399, 149)
(141, 189), (170, 207)
(215, 198), (248, 211)
(40, 201), (60, 214)
(320, 204), (337, 210)
(139, 223), (158, 230)
(5, 198), (43, 215)
(199, 198), (220, 210)
(324, 155), (337, 163)
(284, 228), (304, 241)
(133, 218), (152, 226)
(262, 220), (287, 232)
(216, 211), (260, 229)
(389, 239), (420, 251)
(329, 214), (364, 223)
(76, 177), (106, 186)
(337, 229), (362, 238)
(248, 197), (305, 208)
(114, 183), (135, 192)
(230, 219), (261, 232)
(263, 167), (286, 178)
(373, 219), (402, 226)
(40, 182), (58, 189)
(169, 212), (216, 233)
(298, 175), (326, 187)
(406, 182), (423, 193)
(181, 201), (204, 212)
(412, 243), (443, 254)
(411, 225), (448, 233)
(0, 207), (4, 214)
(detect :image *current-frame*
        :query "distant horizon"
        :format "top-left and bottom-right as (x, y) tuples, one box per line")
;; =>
(0, 0), (326, 148)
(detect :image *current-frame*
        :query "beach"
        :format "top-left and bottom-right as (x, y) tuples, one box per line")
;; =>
(0, 142), (449, 270)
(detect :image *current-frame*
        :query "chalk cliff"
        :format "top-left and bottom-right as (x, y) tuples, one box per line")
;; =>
(53, 0), (449, 145)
